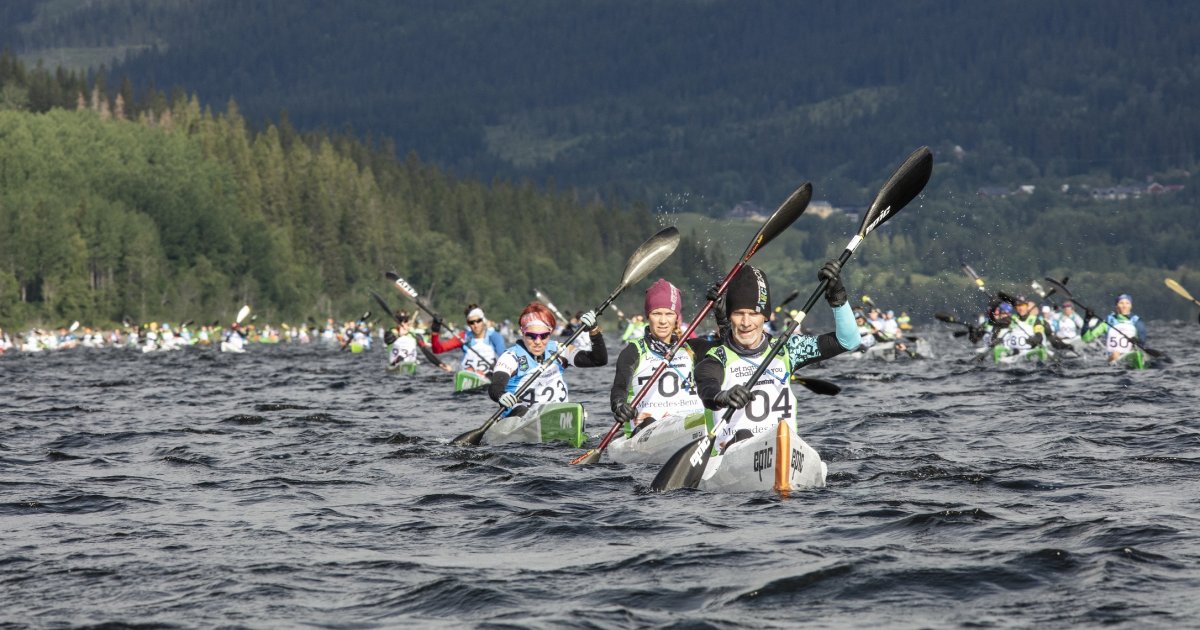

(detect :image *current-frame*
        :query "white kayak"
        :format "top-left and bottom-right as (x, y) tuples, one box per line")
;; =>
(845, 337), (933, 360)
(480, 402), (587, 448)
(699, 420), (827, 495)
(606, 411), (711, 464)
(220, 341), (246, 353)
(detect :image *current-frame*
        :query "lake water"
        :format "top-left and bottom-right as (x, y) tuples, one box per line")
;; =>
(2, 324), (1199, 627)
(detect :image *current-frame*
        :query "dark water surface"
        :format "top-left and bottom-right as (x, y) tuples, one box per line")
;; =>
(3, 326), (1199, 628)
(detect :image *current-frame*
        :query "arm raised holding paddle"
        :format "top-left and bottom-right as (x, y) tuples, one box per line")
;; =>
(652, 146), (933, 492)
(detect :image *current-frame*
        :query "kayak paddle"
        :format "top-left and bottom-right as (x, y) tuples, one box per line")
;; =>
(961, 263), (988, 294)
(652, 146), (932, 492)
(1044, 277), (1166, 359)
(452, 226), (681, 446)
(570, 182), (813, 465)
(533, 289), (570, 326)
(1165, 278), (1200, 324)
(338, 311), (371, 351)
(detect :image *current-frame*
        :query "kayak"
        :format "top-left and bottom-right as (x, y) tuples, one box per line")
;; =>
(480, 402), (587, 448)
(699, 419), (827, 495)
(845, 337), (933, 361)
(455, 370), (489, 392)
(1115, 348), (1147, 370)
(387, 362), (418, 375)
(606, 411), (712, 464)
(220, 341), (245, 353)
(978, 343), (1052, 365)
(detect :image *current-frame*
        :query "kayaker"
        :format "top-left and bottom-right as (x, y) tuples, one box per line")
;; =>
(696, 261), (859, 451)
(386, 311), (450, 372)
(429, 303), (507, 375)
(1080, 294), (1147, 363)
(489, 302), (606, 414)
(620, 315), (647, 344)
(562, 310), (594, 351)
(854, 309), (878, 352)
(1053, 301), (1084, 341)
(608, 279), (706, 435)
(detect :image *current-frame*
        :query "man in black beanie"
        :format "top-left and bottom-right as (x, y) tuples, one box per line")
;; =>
(694, 260), (860, 451)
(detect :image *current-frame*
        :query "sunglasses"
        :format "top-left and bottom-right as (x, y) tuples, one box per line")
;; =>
(467, 318), (484, 325)
(523, 331), (551, 341)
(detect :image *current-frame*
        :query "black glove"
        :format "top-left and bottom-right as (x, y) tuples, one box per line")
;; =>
(706, 282), (730, 331)
(714, 385), (753, 409)
(705, 283), (722, 304)
(384, 330), (397, 345)
(430, 317), (444, 334)
(613, 401), (636, 425)
(818, 260), (847, 308)
(1028, 333), (1043, 348)
(1084, 309), (1097, 322)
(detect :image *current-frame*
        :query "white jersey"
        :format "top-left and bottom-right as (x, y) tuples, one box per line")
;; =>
(625, 338), (704, 420)
(1105, 320), (1139, 356)
(389, 335), (419, 368)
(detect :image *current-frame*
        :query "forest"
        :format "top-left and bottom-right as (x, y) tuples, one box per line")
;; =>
(4, 0), (1196, 210)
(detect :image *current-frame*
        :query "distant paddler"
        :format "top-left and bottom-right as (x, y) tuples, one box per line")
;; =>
(609, 279), (706, 435)
(1080, 294), (1148, 364)
(220, 305), (252, 353)
(385, 310), (450, 373)
(429, 303), (506, 374)
(490, 302), (606, 414)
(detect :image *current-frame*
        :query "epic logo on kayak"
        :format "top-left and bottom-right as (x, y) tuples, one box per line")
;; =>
(753, 446), (773, 481)
(790, 447), (804, 478)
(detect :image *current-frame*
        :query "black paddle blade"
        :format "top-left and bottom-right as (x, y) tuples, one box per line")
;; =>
(997, 291), (1019, 305)
(795, 377), (841, 396)
(388, 272), (420, 299)
(1043, 277), (1073, 299)
(619, 226), (681, 289)
(935, 312), (959, 324)
(451, 427), (485, 446)
(742, 182), (812, 259)
(859, 147), (933, 237)
(776, 290), (801, 311)
(651, 436), (713, 492)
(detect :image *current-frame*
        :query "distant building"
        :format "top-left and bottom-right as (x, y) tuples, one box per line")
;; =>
(728, 201), (768, 222)
(807, 200), (838, 219)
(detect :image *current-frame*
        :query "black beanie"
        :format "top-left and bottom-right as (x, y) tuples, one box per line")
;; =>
(725, 265), (771, 316)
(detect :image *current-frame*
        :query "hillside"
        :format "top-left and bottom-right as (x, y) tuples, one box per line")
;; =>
(3, 0), (1198, 212)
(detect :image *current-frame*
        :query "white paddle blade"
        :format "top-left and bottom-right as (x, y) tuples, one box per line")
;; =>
(236, 305), (251, 323)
